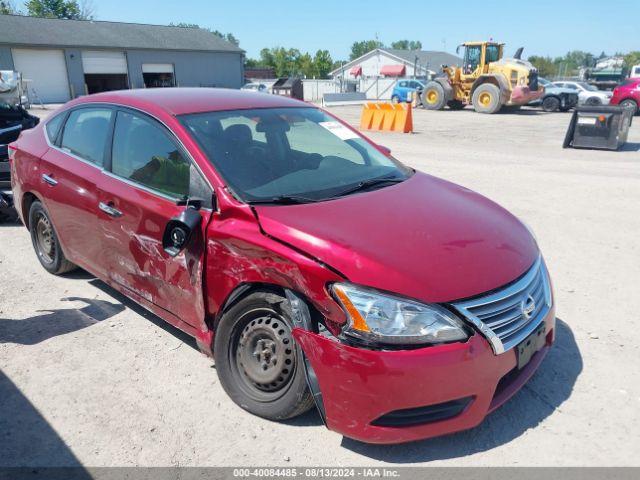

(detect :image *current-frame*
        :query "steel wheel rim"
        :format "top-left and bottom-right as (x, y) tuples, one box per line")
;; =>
(35, 213), (55, 264)
(427, 90), (438, 104)
(479, 92), (492, 107)
(230, 308), (297, 402)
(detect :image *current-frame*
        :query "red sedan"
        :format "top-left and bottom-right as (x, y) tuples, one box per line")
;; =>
(9, 88), (555, 444)
(611, 78), (640, 115)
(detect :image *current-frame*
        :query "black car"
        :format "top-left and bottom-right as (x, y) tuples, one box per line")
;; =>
(1, 103), (39, 220)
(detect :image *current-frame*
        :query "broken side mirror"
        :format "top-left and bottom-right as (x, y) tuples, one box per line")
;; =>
(162, 203), (202, 257)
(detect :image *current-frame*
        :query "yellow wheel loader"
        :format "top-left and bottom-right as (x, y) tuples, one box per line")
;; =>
(422, 41), (543, 114)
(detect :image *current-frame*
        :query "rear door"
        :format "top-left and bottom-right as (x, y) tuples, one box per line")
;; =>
(97, 108), (213, 328)
(39, 106), (114, 276)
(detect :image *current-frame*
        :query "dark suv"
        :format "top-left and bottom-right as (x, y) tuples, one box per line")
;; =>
(1, 103), (39, 219)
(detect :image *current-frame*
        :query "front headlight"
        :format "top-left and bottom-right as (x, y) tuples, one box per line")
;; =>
(331, 283), (469, 346)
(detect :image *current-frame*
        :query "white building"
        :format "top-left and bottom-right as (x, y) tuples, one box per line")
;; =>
(331, 48), (461, 80)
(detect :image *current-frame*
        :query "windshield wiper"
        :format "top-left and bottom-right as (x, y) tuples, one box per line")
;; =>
(334, 176), (405, 198)
(247, 195), (321, 205)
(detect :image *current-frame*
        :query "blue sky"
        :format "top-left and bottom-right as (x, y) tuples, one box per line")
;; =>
(16, 0), (640, 60)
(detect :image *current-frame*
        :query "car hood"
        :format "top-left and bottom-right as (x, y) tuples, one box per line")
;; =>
(253, 172), (538, 304)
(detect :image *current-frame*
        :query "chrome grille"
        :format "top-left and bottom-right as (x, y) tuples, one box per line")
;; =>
(452, 257), (552, 354)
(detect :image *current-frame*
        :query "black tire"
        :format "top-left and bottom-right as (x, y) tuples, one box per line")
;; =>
(447, 100), (465, 110)
(472, 83), (503, 114)
(28, 200), (76, 275)
(391, 95), (400, 104)
(620, 99), (638, 116)
(214, 291), (314, 421)
(585, 96), (602, 106)
(542, 96), (561, 112)
(422, 82), (447, 110)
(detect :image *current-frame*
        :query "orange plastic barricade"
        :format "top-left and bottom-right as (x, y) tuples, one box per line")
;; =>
(359, 102), (413, 133)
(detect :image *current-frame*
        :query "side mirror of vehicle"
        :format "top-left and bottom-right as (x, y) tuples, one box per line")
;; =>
(162, 207), (202, 257)
(378, 144), (392, 156)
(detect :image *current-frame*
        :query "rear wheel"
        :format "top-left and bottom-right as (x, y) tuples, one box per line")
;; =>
(472, 83), (503, 114)
(422, 82), (447, 110)
(214, 291), (314, 421)
(28, 201), (76, 275)
(620, 99), (638, 116)
(542, 96), (561, 112)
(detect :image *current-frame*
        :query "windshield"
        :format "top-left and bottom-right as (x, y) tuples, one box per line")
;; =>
(578, 82), (598, 91)
(180, 107), (412, 203)
(539, 78), (551, 86)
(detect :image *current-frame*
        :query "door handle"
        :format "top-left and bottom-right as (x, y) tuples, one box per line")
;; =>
(98, 202), (123, 218)
(42, 174), (58, 186)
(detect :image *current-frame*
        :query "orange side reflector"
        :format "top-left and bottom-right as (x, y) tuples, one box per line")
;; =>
(334, 287), (370, 332)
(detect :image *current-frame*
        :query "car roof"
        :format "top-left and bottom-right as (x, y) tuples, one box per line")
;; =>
(68, 87), (307, 116)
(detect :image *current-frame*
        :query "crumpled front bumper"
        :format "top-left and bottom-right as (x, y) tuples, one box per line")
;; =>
(510, 86), (544, 105)
(293, 308), (555, 444)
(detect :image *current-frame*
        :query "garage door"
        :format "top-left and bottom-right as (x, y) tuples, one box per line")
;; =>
(11, 48), (70, 103)
(82, 51), (128, 74)
(142, 63), (174, 74)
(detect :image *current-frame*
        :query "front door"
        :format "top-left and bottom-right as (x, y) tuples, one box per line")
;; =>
(97, 108), (212, 329)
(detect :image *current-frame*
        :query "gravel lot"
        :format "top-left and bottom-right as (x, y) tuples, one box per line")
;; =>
(1, 105), (639, 467)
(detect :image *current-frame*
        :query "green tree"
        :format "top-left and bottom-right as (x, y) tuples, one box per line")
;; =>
(528, 55), (556, 78)
(313, 49), (333, 78)
(623, 51), (640, 69)
(391, 40), (422, 50)
(297, 52), (314, 77)
(25, 0), (85, 19)
(350, 40), (384, 60)
(0, 0), (20, 14)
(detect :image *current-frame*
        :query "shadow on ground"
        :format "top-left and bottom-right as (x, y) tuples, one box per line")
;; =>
(340, 318), (581, 462)
(0, 370), (91, 475)
(0, 297), (125, 345)
(88, 278), (199, 352)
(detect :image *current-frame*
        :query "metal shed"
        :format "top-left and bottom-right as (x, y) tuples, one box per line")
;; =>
(0, 14), (245, 103)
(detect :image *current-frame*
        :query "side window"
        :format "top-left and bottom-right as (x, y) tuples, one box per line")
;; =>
(111, 110), (190, 198)
(45, 113), (65, 144)
(60, 108), (112, 165)
(399, 81), (407, 88)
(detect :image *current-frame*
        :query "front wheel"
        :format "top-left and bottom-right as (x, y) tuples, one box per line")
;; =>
(585, 96), (602, 106)
(620, 99), (638, 116)
(422, 82), (447, 110)
(214, 291), (314, 421)
(542, 96), (561, 112)
(472, 83), (503, 114)
(391, 95), (400, 104)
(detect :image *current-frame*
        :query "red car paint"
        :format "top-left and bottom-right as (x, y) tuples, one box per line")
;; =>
(610, 79), (640, 111)
(10, 88), (554, 444)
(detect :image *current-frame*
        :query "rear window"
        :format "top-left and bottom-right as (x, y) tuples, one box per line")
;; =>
(60, 108), (112, 165)
(45, 114), (65, 143)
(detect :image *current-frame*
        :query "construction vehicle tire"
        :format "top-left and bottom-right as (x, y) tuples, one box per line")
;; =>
(472, 83), (502, 114)
(423, 82), (447, 110)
